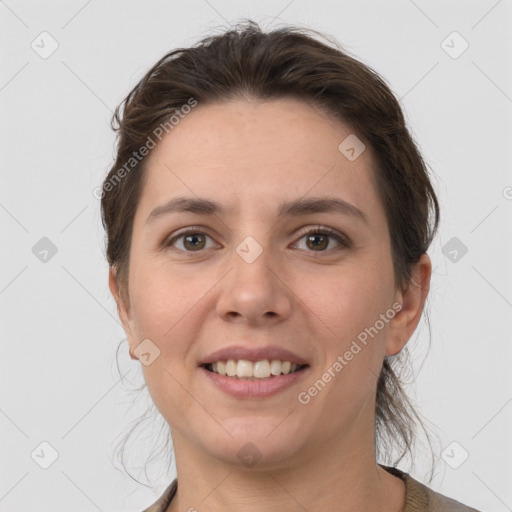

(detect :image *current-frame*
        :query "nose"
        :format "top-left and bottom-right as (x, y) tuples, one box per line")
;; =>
(216, 240), (293, 326)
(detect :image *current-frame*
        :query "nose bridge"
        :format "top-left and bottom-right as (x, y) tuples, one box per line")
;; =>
(229, 203), (276, 266)
(231, 229), (276, 292)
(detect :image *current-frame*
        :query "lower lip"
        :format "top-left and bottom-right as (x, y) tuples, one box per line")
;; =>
(200, 366), (309, 399)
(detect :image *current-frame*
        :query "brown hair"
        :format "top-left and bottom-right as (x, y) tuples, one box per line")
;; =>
(102, 20), (441, 484)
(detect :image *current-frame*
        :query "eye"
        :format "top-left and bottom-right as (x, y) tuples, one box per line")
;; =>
(164, 225), (350, 254)
(165, 228), (217, 252)
(293, 226), (350, 252)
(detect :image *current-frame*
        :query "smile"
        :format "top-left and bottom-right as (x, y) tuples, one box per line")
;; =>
(200, 360), (310, 399)
(204, 359), (308, 380)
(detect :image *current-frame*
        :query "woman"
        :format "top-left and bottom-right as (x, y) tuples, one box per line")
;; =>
(101, 20), (481, 512)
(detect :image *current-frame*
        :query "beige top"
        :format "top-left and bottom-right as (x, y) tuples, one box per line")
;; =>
(141, 464), (481, 512)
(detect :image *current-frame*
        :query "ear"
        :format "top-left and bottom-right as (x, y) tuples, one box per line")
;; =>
(109, 267), (138, 361)
(386, 253), (432, 356)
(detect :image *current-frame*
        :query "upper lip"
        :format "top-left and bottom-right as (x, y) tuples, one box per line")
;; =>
(200, 345), (309, 366)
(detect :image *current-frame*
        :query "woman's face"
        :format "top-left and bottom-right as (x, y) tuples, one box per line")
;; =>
(111, 97), (429, 469)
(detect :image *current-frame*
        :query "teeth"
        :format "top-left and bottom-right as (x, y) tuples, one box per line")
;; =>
(270, 359), (282, 376)
(236, 360), (253, 378)
(225, 359), (237, 377)
(253, 360), (271, 378)
(208, 359), (303, 379)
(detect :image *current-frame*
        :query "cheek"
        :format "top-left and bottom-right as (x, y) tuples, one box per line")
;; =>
(302, 264), (386, 337)
(130, 263), (205, 336)
(302, 272), (388, 416)
(298, 260), (392, 392)
(134, 281), (204, 425)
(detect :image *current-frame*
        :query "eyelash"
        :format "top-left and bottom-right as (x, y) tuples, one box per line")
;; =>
(164, 225), (350, 255)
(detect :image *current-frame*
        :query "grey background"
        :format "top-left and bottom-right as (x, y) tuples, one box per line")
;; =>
(1, 1), (511, 511)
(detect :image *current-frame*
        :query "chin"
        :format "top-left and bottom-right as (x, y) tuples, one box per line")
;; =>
(200, 417), (308, 470)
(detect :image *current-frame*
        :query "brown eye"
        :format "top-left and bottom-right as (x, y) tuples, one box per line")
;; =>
(166, 229), (215, 252)
(305, 233), (329, 251)
(294, 226), (349, 252)
(182, 233), (206, 251)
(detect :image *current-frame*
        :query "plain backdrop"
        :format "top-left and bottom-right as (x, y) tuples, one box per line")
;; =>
(1, 1), (511, 511)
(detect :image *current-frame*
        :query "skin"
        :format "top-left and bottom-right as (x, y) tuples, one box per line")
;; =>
(109, 97), (431, 512)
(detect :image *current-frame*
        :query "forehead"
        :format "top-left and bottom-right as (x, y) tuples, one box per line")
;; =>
(147, 97), (364, 168)
(136, 98), (382, 226)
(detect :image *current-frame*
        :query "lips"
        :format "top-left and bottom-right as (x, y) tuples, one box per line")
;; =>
(198, 345), (311, 397)
(200, 363), (310, 398)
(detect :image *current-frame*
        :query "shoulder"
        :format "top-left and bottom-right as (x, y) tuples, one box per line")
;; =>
(140, 480), (177, 512)
(143, 470), (483, 512)
(380, 464), (482, 512)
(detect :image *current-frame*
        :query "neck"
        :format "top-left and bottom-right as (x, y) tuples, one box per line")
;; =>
(165, 412), (405, 512)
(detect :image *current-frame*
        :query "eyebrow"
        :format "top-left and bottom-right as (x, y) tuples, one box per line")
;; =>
(145, 195), (368, 225)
